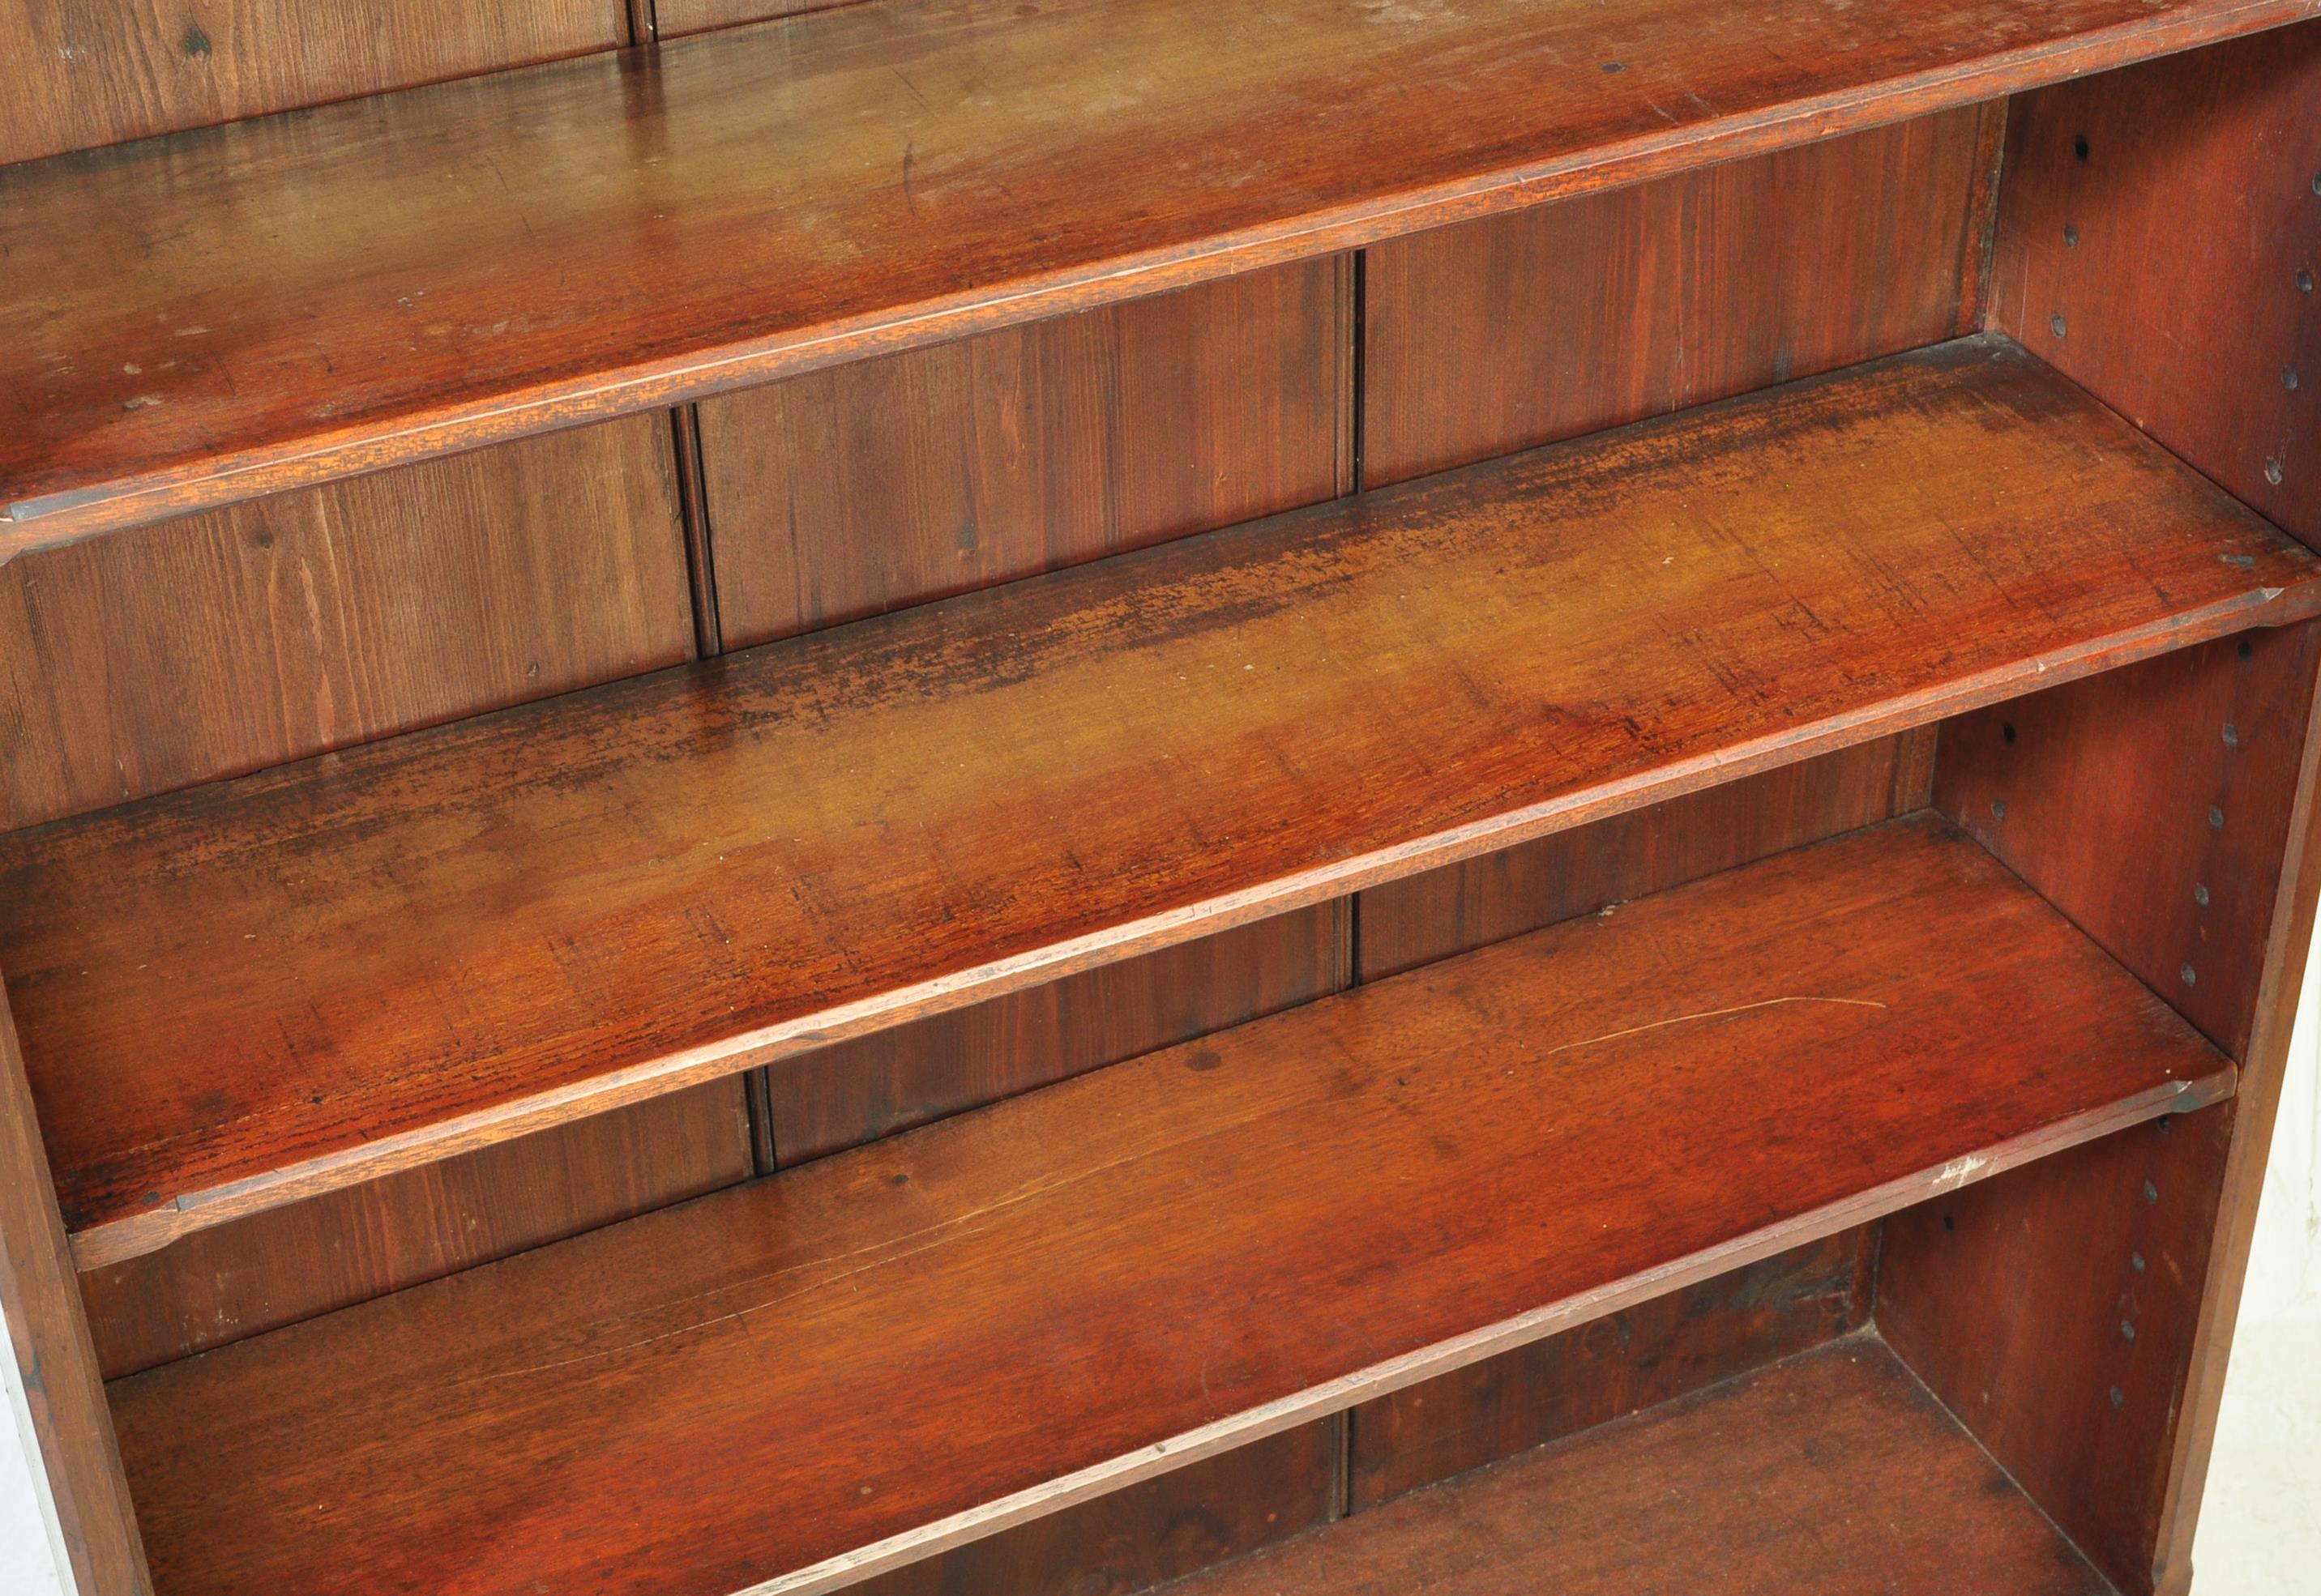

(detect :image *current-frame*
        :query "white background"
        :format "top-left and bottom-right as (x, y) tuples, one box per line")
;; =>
(3, 972), (2318, 1595)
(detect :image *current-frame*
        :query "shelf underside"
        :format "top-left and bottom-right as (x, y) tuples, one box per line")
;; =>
(2, 337), (2310, 1260)
(0, 0), (2310, 548)
(107, 816), (2229, 1596)
(1170, 1337), (2116, 1596)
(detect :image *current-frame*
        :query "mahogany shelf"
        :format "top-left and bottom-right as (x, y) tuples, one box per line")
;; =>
(105, 817), (2226, 1596)
(3, 337), (2314, 1265)
(1168, 1337), (2118, 1596)
(0, 0), (2310, 553)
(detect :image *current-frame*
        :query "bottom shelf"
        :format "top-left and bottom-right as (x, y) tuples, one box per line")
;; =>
(1170, 1336), (2114, 1596)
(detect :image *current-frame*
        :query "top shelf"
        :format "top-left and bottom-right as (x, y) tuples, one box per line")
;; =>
(1, 0), (2310, 553)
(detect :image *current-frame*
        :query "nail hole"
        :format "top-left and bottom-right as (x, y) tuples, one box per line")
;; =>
(2110, 1386), (2127, 1408)
(2002, 721), (2018, 745)
(2063, 223), (2079, 247)
(2224, 722), (2240, 748)
(2050, 314), (2069, 339)
(889, 1172), (909, 1186)
(2076, 134), (2092, 161)
(1600, 59), (1626, 73)
(1991, 799), (2007, 821)
(2210, 805), (2227, 830)
(2180, 962), (2198, 988)
(2132, 1251), (2148, 1274)
(2195, 882), (2211, 907)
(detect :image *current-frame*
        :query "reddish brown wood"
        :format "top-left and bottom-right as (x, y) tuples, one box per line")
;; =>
(1357, 741), (1907, 981)
(1937, 624), (2321, 1060)
(1171, 1340), (2113, 1596)
(844, 1419), (1341, 1596)
(0, 979), (150, 1595)
(702, 260), (1350, 651)
(1347, 1228), (1874, 1511)
(1990, 21), (2321, 548)
(106, 817), (2234, 1596)
(769, 905), (1345, 1167)
(0, 0), (626, 167)
(3, 338), (2310, 1259)
(2, 0), (2312, 551)
(78, 1079), (752, 1380)
(0, 414), (694, 830)
(1880, 1111), (2234, 1596)
(1363, 109), (1993, 486)
(656, 0), (901, 39)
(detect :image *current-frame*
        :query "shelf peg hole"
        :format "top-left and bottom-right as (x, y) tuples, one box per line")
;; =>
(2076, 134), (2092, 161)
(2195, 882), (2211, 907)
(2287, 367), (2304, 391)
(2063, 223), (2079, 247)
(2301, 267), (2316, 294)
(2110, 1386), (2127, 1408)
(2121, 1319), (2137, 1342)
(2050, 314), (2068, 339)
(2131, 1251), (2148, 1274)
(2240, 638), (2256, 661)
(2209, 805), (2226, 830)
(1990, 799), (2007, 821)
(2144, 1178), (2161, 1202)
(2267, 459), (2287, 487)
(2001, 721), (2017, 745)
(2223, 721), (2239, 748)
(2180, 963), (2198, 988)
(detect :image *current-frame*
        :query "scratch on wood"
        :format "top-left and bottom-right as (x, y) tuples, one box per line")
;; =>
(1541, 996), (1889, 1059)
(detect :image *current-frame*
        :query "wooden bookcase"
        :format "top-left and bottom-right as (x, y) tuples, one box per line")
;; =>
(3, 3), (2319, 1594)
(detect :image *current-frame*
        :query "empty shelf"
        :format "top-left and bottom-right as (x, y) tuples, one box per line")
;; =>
(107, 817), (2225, 1596)
(0, 0), (2307, 549)
(1169, 1338), (2115, 1596)
(3, 338), (2310, 1261)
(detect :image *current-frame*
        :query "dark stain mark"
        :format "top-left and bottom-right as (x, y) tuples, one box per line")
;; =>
(183, 20), (212, 57)
(1185, 1047), (1224, 1073)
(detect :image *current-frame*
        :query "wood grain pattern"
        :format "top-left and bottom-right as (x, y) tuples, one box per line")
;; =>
(1357, 739), (1912, 982)
(78, 1078), (752, 1380)
(105, 817), (2235, 1596)
(842, 1419), (1340, 1596)
(1347, 1229), (1874, 1511)
(1170, 1339), (2114, 1596)
(1937, 624), (2321, 1060)
(1990, 21), (2321, 548)
(1880, 1111), (2234, 1596)
(0, 0), (629, 168)
(6, 337), (2313, 1257)
(3, 0), (2312, 550)
(656, 0), (884, 40)
(767, 905), (1345, 1167)
(0, 979), (150, 1595)
(703, 259), (1349, 651)
(1362, 108), (1994, 486)
(0, 414), (694, 830)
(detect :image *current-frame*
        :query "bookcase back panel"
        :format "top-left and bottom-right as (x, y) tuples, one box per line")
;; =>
(1360, 105), (1998, 487)
(1990, 23), (2321, 551)
(76, 1078), (754, 1380)
(765, 903), (1348, 1167)
(1879, 1109), (2235, 1596)
(0, 414), (695, 833)
(698, 258), (1351, 651)
(840, 1417), (1342, 1596)
(1356, 735), (1927, 982)
(1347, 1228), (1874, 1512)
(0, 0), (630, 167)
